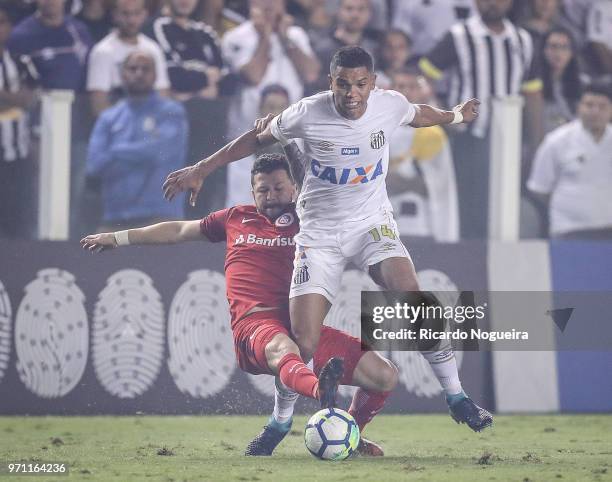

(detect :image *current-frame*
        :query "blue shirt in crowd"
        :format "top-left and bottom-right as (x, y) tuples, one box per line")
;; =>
(7, 14), (92, 91)
(86, 92), (188, 223)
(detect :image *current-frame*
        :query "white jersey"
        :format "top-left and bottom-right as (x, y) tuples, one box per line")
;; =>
(269, 88), (416, 244)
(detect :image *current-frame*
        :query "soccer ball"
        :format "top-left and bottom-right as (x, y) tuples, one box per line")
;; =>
(304, 408), (360, 461)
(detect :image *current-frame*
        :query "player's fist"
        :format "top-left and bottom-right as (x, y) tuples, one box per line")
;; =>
(80, 233), (117, 253)
(253, 113), (274, 134)
(458, 98), (480, 123)
(252, 7), (272, 37)
(278, 14), (294, 38)
(163, 163), (210, 207)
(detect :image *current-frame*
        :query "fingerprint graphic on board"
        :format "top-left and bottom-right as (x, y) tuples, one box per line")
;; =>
(93, 269), (164, 398)
(0, 279), (12, 383)
(168, 270), (236, 398)
(325, 270), (380, 399)
(392, 269), (464, 398)
(14, 269), (88, 398)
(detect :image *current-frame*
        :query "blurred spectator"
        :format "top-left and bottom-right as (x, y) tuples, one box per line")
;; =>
(387, 70), (459, 242)
(195, 0), (244, 36)
(0, 5), (37, 238)
(309, 0), (379, 92)
(87, 0), (169, 117)
(7, 0), (92, 91)
(324, 0), (388, 33)
(225, 83), (290, 207)
(75, 0), (113, 43)
(585, 0), (612, 78)
(560, 0), (591, 49)
(145, 0), (224, 101)
(528, 82), (612, 239)
(86, 50), (187, 230)
(522, 0), (574, 53)
(375, 29), (413, 89)
(286, 0), (332, 32)
(392, 0), (474, 58)
(541, 27), (582, 135)
(419, 0), (544, 239)
(222, 0), (319, 138)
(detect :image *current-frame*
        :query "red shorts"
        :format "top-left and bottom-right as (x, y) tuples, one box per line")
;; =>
(232, 311), (366, 383)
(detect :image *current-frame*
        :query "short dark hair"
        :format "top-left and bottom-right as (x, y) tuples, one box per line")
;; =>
(259, 84), (290, 108)
(330, 46), (374, 75)
(250, 153), (293, 186)
(581, 80), (612, 102)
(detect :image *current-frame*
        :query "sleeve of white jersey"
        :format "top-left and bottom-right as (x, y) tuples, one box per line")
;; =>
(393, 90), (417, 126)
(527, 134), (557, 195)
(269, 101), (308, 144)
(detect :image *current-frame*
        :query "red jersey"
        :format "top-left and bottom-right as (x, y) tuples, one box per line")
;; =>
(200, 205), (299, 329)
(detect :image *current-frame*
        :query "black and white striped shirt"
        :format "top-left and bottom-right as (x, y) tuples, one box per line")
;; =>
(0, 50), (30, 163)
(420, 16), (542, 137)
(146, 17), (224, 94)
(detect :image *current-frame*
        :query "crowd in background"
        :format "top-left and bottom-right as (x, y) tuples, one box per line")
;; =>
(0, 0), (611, 241)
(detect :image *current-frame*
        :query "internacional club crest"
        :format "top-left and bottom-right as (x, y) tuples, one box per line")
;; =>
(370, 130), (386, 149)
(275, 212), (295, 227)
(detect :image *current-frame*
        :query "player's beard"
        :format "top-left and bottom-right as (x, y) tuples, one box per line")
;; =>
(262, 202), (286, 220)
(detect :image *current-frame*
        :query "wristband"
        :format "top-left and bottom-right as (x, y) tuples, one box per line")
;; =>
(451, 105), (464, 124)
(114, 230), (130, 246)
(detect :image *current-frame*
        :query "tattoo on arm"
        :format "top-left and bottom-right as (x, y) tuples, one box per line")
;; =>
(283, 141), (306, 190)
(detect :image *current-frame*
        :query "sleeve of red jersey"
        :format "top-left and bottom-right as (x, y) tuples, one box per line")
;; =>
(200, 208), (230, 242)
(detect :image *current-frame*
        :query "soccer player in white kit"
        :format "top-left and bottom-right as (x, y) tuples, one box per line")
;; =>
(164, 46), (493, 432)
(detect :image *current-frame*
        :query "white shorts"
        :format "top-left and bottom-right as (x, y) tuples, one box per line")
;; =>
(289, 211), (411, 302)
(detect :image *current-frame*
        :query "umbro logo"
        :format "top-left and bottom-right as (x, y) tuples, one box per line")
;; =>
(241, 218), (257, 223)
(317, 141), (335, 152)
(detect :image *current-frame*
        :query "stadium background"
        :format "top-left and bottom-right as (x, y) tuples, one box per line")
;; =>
(1, 0), (611, 419)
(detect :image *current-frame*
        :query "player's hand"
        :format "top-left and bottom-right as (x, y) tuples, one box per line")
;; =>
(163, 162), (212, 207)
(458, 98), (480, 123)
(80, 233), (117, 253)
(252, 7), (272, 38)
(278, 14), (294, 38)
(253, 113), (274, 134)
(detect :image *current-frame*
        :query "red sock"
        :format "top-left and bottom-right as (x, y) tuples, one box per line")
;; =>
(278, 353), (319, 400)
(348, 388), (391, 432)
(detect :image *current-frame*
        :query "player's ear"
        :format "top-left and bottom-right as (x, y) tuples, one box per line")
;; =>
(328, 74), (333, 90)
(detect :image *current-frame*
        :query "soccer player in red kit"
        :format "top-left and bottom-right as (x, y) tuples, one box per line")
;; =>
(81, 153), (398, 456)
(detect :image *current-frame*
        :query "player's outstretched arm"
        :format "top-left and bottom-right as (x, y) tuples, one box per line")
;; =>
(410, 98), (480, 128)
(163, 127), (277, 206)
(80, 220), (204, 253)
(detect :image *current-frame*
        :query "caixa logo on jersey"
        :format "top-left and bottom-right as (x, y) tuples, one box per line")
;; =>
(310, 159), (384, 185)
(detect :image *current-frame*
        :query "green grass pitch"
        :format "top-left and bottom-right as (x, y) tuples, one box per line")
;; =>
(1, 415), (611, 481)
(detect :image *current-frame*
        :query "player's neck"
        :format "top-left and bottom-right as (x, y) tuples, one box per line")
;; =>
(482, 18), (505, 34)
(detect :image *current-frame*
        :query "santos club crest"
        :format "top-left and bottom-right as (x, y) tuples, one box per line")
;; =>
(370, 130), (386, 149)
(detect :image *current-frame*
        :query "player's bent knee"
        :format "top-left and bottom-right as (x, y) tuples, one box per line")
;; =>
(290, 326), (320, 361)
(265, 334), (300, 372)
(376, 359), (399, 392)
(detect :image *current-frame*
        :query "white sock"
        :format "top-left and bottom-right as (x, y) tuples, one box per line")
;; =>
(273, 376), (298, 424)
(421, 348), (463, 396)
